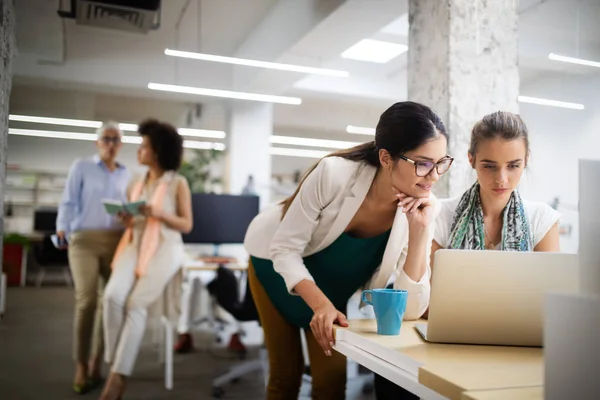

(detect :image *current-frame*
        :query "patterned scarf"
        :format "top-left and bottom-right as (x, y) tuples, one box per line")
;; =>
(447, 182), (533, 251)
(112, 174), (170, 277)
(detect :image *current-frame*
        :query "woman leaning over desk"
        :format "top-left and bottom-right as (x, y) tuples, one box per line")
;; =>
(243, 101), (454, 399)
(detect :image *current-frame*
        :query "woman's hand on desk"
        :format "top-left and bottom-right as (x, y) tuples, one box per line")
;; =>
(310, 303), (349, 357)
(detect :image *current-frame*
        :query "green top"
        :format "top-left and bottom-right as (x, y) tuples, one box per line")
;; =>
(251, 230), (391, 329)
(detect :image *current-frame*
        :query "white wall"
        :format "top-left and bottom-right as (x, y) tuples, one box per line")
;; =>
(518, 72), (600, 253)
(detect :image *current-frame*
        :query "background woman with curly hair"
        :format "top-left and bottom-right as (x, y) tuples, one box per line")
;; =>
(99, 119), (193, 400)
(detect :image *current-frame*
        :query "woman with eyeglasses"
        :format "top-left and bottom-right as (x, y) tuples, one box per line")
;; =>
(56, 121), (131, 395)
(243, 101), (453, 399)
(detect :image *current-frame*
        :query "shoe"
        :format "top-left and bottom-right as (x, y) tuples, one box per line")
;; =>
(72, 381), (91, 395)
(174, 333), (194, 353)
(227, 333), (247, 355)
(87, 376), (104, 391)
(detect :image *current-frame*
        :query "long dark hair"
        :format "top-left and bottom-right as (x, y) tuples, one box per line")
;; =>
(280, 101), (447, 218)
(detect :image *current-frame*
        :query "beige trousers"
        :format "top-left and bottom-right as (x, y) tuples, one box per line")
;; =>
(68, 229), (122, 363)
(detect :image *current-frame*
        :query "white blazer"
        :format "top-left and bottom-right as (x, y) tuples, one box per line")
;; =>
(244, 156), (436, 320)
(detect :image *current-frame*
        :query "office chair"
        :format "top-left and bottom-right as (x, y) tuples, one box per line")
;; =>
(32, 236), (72, 287)
(209, 266), (266, 398)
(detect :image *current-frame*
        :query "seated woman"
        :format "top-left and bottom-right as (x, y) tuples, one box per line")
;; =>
(376, 111), (561, 400)
(99, 119), (193, 400)
(433, 110), (560, 256)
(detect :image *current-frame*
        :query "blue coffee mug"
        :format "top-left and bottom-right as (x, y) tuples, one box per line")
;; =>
(362, 289), (408, 335)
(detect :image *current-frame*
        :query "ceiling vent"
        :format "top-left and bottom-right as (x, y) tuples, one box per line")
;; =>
(58, 0), (161, 33)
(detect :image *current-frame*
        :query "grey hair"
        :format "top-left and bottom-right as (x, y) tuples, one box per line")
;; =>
(96, 120), (123, 138)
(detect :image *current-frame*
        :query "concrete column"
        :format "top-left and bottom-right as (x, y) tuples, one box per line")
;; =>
(225, 103), (273, 208)
(1, 0), (17, 257)
(408, 0), (519, 197)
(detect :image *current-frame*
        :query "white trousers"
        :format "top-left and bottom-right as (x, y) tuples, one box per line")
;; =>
(103, 243), (181, 375)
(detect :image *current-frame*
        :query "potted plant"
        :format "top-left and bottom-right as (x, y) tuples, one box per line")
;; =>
(179, 148), (223, 193)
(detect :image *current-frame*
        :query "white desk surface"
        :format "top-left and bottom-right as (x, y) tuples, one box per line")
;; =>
(183, 260), (248, 271)
(334, 319), (544, 400)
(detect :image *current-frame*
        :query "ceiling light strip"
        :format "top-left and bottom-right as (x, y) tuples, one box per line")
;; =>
(8, 128), (225, 150)
(8, 114), (225, 138)
(548, 53), (600, 69)
(269, 147), (329, 159)
(341, 39), (408, 63)
(148, 83), (302, 105)
(270, 135), (361, 149)
(346, 125), (375, 135)
(517, 96), (585, 110)
(165, 49), (349, 78)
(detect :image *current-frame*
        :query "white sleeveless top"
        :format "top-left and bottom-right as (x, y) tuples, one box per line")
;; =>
(434, 196), (561, 248)
(130, 171), (186, 247)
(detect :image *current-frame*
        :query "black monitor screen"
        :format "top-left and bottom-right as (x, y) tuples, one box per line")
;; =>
(34, 209), (58, 232)
(183, 194), (260, 244)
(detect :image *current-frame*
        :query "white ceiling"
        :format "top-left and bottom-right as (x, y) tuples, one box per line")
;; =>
(11, 0), (600, 137)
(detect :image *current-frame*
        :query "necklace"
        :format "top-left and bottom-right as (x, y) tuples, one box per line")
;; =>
(483, 224), (498, 250)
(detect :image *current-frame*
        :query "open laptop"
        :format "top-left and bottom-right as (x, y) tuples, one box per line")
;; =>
(415, 249), (578, 347)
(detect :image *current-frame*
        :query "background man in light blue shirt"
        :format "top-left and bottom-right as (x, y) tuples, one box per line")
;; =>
(56, 121), (131, 394)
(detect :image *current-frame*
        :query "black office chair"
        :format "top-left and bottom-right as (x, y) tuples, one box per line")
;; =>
(32, 235), (72, 287)
(208, 266), (265, 398)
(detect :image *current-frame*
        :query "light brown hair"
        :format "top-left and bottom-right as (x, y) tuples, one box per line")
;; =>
(468, 111), (530, 167)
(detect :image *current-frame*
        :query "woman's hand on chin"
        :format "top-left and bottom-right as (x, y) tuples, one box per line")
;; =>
(392, 187), (434, 229)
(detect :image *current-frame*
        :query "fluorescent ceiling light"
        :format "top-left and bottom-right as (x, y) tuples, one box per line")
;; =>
(341, 39), (408, 63)
(8, 128), (225, 150)
(184, 140), (225, 150)
(165, 48), (349, 78)
(9, 129), (98, 141)
(270, 135), (361, 149)
(178, 128), (225, 139)
(9, 115), (102, 128)
(8, 114), (226, 139)
(548, 53), (600, 69)
(346, 125), (375, 135)
(269, 147), (329, 159)
(148, 83), (301, 105)
(517, 96), (585, 110)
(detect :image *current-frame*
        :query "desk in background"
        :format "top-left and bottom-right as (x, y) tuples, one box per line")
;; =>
(333, 319), (544, 400)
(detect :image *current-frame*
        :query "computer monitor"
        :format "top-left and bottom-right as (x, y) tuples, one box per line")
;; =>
(182, 194), (259, 245)
(34, 209), (58, 233)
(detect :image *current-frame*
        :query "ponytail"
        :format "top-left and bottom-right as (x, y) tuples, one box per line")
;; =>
(280, 141), (379, 219)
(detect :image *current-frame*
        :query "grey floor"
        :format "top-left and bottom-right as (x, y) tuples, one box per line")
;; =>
(0, 286), (375, 399)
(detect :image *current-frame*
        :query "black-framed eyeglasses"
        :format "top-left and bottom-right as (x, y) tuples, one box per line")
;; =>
(398, 155), (454, 177)
(100, 136), (121, 144)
